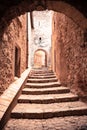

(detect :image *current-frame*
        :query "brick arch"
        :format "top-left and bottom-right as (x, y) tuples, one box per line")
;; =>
(34, 49), (47, 68)
(0, 0), (87, 36)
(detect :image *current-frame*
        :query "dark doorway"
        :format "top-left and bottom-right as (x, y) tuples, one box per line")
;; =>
(14, 46), (21, 77)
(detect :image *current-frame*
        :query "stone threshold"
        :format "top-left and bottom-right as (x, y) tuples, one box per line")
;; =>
(0, 68), (31, 130)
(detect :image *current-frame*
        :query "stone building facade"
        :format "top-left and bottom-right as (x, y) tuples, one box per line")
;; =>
(28, 10), (53, 68)
(52, 12), (87, 96)
(0, 14), (28, 95)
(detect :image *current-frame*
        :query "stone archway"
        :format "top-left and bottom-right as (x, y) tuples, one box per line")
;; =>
(34, 49), (47, 68)
(0, 0), (87, 96)
(0, 0), (87, 36)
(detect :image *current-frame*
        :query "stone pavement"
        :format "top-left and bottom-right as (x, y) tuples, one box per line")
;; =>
(4, 116), (87, 130)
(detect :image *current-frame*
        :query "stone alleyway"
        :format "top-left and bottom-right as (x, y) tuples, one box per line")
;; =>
(0, 1), (87, 130)
(4, 68), (87, 130)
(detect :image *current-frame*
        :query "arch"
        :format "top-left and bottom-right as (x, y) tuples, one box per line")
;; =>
(47, 1), (87, 29)
(0, 0), (87, 36)
(34, 49), (47, 68)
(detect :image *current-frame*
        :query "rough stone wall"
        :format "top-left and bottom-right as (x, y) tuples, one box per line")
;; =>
(52, 12), (87, 96)
(0, 14), (27, 95)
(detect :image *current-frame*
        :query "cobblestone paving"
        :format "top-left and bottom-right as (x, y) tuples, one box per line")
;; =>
(4, 116), (87, 130)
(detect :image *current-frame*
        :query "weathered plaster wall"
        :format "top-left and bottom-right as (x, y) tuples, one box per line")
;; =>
(29, 10), (53, 68)
(52, 12), (87, 96)
(0, 14), (27, 95)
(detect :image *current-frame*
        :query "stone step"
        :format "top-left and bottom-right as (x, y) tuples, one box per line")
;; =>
(11, 101), (87, 119)
(29, 75), (56, 79)
(27, 78), (58, 83)
(32, 71), (55, 76)
(32, 73), (55, 76)
(18, 93), (79, 104)
(25, 82), (61, 88)
(22, 86), (70, 95)
(31, 70), (53, 74)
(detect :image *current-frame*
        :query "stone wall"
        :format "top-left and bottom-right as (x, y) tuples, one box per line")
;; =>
(0, 14), (27, 95)
(52, 12), (87, 96)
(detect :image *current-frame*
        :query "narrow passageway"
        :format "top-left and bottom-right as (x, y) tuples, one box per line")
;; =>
(0, 1), (87, 130)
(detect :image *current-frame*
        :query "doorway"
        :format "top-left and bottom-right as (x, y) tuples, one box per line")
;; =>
(14, 46), (21, 77)
(34, 49), (47, 68)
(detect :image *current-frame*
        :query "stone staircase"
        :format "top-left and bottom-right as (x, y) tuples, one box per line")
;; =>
(11, 68), (87, 119)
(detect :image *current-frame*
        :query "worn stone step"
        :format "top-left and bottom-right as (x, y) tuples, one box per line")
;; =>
(25, 82), (61, 88)
(32, 73), (55, 76)
(31, 70), (53, 74)
(29, 75), (56, 79)
(11, 101), (87, 119)
(18, 93), (79, 104)
(32, 70), (54, 73)
(22, 87), (70, 95)
(27, 78), (58, 83)
(31, 71), (55, 75)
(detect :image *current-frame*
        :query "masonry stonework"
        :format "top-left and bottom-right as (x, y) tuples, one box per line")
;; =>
(0, 14), (27, 95)
(29, 11), (52, 68)
(52, 12), (87, 96)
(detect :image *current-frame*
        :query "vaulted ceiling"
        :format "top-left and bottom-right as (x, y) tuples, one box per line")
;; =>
(0, 0), (87, 35)
(0, 0), (87, 19)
